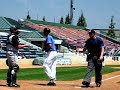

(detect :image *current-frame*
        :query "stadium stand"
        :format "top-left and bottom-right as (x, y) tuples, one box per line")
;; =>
(24, 20), (87, 48)
(26, 19), (86, 29)
(24, 19), (120, 55)
(0, 17), (119, 59)
(19, 31), (43, 39)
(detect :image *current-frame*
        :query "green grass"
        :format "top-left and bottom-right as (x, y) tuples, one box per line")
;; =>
(0, 66), (120, 81)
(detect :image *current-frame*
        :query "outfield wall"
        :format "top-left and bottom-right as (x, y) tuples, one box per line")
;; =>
(0, 55), (119, 69)
(58, 53), (120, 66)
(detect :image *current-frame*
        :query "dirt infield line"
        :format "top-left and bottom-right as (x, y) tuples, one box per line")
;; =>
(75, 74), (120, 88)
(94, 74), (120, 83)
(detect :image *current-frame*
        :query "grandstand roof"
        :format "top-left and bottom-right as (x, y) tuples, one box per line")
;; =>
(0, 17), (36, 31)
(0, 17), (11, 29)
(19, 31), (43, 39)
(0, 17), (44, 39)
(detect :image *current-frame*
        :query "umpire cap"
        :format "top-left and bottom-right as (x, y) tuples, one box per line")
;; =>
(88, 29), (96, 34)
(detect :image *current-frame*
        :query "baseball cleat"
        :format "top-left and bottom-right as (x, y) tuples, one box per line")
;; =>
(47, 82), (56, 86)
(82, 81), (90, 87)
(7, 83), (20, 87)
(12, 83), (20, 87)
(96, 83), (101, 87)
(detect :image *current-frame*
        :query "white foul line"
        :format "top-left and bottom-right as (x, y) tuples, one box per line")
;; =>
(75, 75), (120, 88)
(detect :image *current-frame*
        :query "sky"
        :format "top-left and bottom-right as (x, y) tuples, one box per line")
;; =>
(0, 0), (120, 29)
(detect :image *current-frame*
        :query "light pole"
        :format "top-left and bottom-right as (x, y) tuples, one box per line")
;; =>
(70, 0), (75, 25)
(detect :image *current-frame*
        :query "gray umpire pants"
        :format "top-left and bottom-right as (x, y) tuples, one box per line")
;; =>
(83, 55), (102, 84)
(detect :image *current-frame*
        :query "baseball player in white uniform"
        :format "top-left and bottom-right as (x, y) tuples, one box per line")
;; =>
(43, 28), (57, 86)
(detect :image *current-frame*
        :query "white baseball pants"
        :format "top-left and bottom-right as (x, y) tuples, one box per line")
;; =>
(43, 51), (57, 80)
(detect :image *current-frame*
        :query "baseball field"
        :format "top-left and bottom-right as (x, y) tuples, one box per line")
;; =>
(0, 59), (120, 90)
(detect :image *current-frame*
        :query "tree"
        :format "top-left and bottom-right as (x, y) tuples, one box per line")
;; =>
(60, 17), (64, 24)
(65, 14), (71, 24)
(43, 16), (46, 21)
(107, 16), (116, 38)
(27, 11), (31, 19)
(77, 11), (87, 27)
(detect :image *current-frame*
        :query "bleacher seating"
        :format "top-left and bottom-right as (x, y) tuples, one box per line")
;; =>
(24, 19), (120, 54)
(26, 19), (85, 29)
(24, 20), (89, 48)
(1, 17), (119, 57)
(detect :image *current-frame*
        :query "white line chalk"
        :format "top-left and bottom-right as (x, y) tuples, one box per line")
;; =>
(75, 75), (120, 88)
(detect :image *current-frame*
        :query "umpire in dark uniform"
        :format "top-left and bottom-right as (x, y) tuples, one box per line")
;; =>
(82, 30), (104, 87)
(6, 26), (29, 87)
